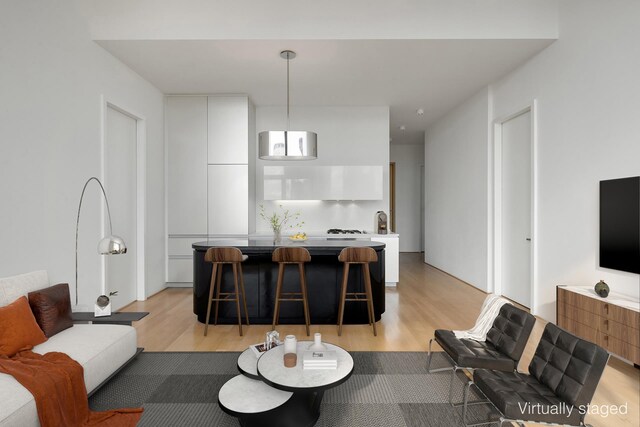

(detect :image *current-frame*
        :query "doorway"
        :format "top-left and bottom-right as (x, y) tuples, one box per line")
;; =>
(102, 99), (146, 310)
(494, 104), (536, 310)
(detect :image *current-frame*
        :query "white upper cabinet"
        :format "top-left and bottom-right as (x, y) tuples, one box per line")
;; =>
(208, 96), (249, 164)
(263, 165), (383, 200)
(167, 96), (208, 234)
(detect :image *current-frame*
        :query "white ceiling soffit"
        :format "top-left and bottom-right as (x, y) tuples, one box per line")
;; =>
(96, 39), (554, 144)
(84, 0), (559, 41)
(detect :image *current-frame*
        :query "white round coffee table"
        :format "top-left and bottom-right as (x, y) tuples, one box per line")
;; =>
(237, 348), (260, 379)
(218, 375), (292, 415)
(257, 341), (354, 392)
(219, 341), (353, 427)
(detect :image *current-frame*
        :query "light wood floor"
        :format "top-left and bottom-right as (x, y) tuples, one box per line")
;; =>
(122, 253), (639, 427)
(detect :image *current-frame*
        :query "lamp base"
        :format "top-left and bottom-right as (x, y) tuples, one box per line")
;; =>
(94, 303), (112, 317)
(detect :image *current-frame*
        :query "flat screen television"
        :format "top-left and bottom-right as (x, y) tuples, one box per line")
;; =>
(599, 176), (640, 274)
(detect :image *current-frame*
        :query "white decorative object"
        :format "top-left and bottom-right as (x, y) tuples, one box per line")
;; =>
(94, 302), (111, 317)
(308, 333), (327, 351)
(283, 335), (297, 355)
(303, 350), (338, 370)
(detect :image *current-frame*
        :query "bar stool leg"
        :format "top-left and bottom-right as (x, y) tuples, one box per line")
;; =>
(363, 263), (377, 336)
(214, 264), (223, 325)
(238, 265), (250, 326)
(204, 263), (218, 336)
(337, 263), (350, 336)
(272, 263), (285, 329)
(298, 263), (311, 336)
(232, 263), (243, 336)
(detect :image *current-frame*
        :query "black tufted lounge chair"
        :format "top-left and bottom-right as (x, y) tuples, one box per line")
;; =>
(427, 303), (536, 405)
(462, 322), (610, 427)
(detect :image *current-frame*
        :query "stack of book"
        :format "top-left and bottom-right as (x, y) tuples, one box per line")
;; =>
(303, 350), (338, 370)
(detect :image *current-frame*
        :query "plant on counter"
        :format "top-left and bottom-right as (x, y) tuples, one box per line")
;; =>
(259, 204), (304, 239)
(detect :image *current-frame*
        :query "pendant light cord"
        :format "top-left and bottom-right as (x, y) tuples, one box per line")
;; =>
(286, 53), (290, 131)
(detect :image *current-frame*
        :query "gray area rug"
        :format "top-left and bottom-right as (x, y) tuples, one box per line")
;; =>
(89, 351), (501, 426)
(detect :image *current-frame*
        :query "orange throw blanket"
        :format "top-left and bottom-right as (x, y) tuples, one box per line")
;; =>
(0, 350), (142, 427)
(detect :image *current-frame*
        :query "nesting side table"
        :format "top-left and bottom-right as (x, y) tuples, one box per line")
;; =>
(219, 341), (353, 427)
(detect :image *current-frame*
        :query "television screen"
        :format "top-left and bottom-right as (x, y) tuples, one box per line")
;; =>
(599, 176), (640, 274)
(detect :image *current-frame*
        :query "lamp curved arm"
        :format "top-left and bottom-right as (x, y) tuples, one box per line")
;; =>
(74, 177), (116, 306)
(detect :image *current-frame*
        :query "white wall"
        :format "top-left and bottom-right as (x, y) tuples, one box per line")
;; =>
(490, 0), (640, 321)
(0, 0), (165, 307)
(390, 144), (424, 251)
(424, 0), (640, 321)
(255, 106), (389, 233)
(424, 88), (490, 291)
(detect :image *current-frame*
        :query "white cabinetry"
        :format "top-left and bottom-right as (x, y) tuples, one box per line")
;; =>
(208, 96), (249, 164)
(263, 165), (383, 200)
(167, 96), (208, 234)
(208, 165), (249, 235)
(371, 235), (399, 286)
(166, 95), (254, 284)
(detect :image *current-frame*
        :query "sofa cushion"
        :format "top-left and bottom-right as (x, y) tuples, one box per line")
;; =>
(0, 324), (137, 427)
(0, 297), (48, 357)
(28, 283), (73, 338)
(435, 329), (517, 371)
(0, 271), (49, 308)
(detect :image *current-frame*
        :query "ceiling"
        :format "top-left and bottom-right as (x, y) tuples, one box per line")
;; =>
(97, 39), (554, 145)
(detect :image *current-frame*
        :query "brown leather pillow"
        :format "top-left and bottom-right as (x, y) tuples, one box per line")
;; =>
(0, 296), (48, 356)
(28, 283), (73, 338)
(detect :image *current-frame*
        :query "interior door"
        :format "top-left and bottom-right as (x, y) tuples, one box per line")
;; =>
(501, 111), (532, 307)
(105, 105), (137, 310)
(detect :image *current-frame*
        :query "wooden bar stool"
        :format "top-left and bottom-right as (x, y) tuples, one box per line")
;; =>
(271, 247), (312, 336)
(204, 247), (250, 336)
(337, 247), (378, 336)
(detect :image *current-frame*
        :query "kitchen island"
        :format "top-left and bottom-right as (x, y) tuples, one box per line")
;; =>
(192, 239), (385, 325)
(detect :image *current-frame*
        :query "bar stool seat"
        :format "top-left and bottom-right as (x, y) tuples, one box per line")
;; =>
(337, 247), (378, 336)
(272, 247), (312, 336)
(204, 247), (250, 336)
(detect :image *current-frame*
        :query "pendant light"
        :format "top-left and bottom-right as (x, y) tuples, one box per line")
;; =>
(258, 50), (317, 160)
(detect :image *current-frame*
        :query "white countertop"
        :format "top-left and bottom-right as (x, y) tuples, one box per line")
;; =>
(560, 285), (640, 312)
(250, 231), (398, 238)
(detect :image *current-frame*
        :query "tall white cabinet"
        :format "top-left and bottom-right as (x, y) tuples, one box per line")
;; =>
(166, 95), (255, 284)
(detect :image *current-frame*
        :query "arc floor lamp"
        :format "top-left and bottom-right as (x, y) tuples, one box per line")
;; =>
(75, 177), (127, 306)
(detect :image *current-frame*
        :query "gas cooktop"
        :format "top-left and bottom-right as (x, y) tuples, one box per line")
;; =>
(327, 229), (367, 234)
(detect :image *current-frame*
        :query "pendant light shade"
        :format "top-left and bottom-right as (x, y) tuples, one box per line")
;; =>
(258, 130), (317, 160)
(259, 50), (317, 161)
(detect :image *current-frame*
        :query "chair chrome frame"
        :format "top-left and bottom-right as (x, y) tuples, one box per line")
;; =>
(427, 338), (491, 407)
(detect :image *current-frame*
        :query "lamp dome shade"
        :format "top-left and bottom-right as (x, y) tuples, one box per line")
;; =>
(98, 235), (127, 255)
(258, 130), (317, 160)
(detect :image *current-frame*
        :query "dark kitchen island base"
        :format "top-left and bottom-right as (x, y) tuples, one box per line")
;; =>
(192, 239), (385, 325)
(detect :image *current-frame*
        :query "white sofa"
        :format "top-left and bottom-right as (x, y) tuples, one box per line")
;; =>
(0, 271), (138, 427)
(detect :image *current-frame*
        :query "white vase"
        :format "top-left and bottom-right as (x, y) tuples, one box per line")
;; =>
(283, 335), (297, 354)
(308, 332), (327, 351)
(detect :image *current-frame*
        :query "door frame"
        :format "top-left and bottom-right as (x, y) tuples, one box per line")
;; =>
(389, 162), (396, 233)
(491, 100), (538, 314)
(100, 95), (147, 302)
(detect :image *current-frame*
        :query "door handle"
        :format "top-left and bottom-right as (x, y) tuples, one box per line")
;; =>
(525, 238), (532, 241)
